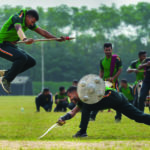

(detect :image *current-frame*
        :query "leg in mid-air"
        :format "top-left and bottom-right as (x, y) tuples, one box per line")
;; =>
(0, 9), (67, 94)
(0, 43), (36, 93)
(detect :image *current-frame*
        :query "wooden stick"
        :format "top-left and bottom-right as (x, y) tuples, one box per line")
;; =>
(17, 37), (75, 44)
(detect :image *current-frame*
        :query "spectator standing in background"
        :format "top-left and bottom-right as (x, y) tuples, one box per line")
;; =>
(68, 79), (78, 110)
(127, 51), (147, 107)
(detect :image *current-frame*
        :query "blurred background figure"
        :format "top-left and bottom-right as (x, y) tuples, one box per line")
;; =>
(120, 79), (134, 104)
(127, 51), (147, 107)
(115, 79), (134, 121)
(54, 86), (69, 112)
(72, 79), (78, 86)
(68, 79), (78, 110)
(138, 57), (150, 112)
(35, 88), (53, 112)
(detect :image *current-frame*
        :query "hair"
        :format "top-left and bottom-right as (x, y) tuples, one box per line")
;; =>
(59, 86), (65, 92)
(67, 86), (77, 93)
(26, 9), (39, 21)
(138, 50), (147, 57)
(121, 79), (127, 84)
(73, 79), (78, 84)
(104, 43), (112, 49)
(43, 88), (49, 92)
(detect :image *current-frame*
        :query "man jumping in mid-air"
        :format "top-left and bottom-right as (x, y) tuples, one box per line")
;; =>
(0, 9), (66, 93)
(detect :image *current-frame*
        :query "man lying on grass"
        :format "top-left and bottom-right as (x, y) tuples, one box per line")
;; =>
(57, 74), (150, 138)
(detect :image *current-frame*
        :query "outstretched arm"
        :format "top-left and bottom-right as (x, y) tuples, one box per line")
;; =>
(127, 67), (138, 73)
(138, 61), (150, 69)
(57, 106), (80, 125)
(34, 27), (56, 38)
(34, 27), (66, 41)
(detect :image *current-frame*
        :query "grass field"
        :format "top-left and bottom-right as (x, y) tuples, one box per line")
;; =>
(0, 96), (150, 149)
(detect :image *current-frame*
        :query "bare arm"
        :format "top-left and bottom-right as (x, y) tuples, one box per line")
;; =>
(113, 68), (122, 80)
(57, 106), (80, 125)
(69, 106), (81, 118)
(127, 67), (138, 73)
(15, 24), (34, 44)
(108, 68), (122, 82)
(34, 27), (66, 41)
(15, 24), (27, 40)
(138, 61), (150, 69)
(34, 27), (56, 39)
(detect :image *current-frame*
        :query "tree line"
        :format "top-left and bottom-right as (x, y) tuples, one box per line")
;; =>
(0, 3), (150, 83)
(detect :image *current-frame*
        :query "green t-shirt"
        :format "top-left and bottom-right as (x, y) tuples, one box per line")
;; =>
(105, 86), (116, 91)
(120, 85), (134, 101)
(56, 93), (69, 103)
(0, 9), (38, 43)
(129, 59), (144, 81)
(100, 55), (122, 81)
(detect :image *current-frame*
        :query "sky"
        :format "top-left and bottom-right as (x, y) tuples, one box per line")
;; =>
(1, 0), (150, 9)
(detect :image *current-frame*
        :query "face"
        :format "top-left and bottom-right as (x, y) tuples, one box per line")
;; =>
(139, 54), (146, 61)
(25, 15), (37, 27)
(72, 82), (78, 86)
(43, 91), (49, 95)
(60, 89), (66, 95)
(104, 47), (112, 57)
(121, 82), (127, 88)
(67, 91), (79, 102)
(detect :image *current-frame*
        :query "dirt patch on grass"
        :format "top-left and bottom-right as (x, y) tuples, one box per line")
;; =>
(0, 140), (150, 150)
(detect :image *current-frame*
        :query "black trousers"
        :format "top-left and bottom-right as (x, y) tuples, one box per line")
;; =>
(133, 84), (139, 108)
(80, 90), (150, 132)
(54, 101), (68, 112)
(138, 81), (150, 112)
(89, 110), (99, 120)
(35, 98), (53, 112)
(115, 100), (133, 120)
(0, 42), (36, 82)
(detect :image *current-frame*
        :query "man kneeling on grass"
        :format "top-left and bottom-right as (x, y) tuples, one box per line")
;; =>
(54, 86), (69, 112)
(35, 88), (53, 112)
(57, 74), (150, 137)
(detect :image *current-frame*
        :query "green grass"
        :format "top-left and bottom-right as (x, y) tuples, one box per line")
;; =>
(0, 96), (150, 149)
